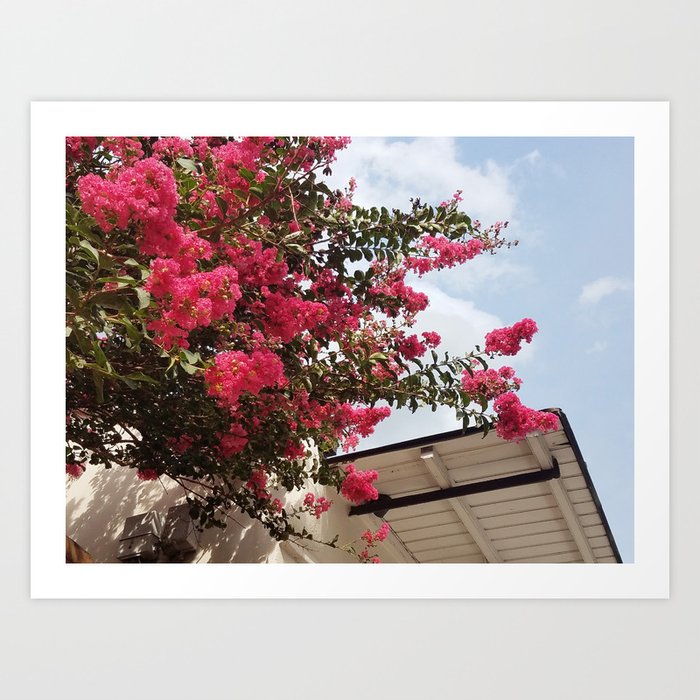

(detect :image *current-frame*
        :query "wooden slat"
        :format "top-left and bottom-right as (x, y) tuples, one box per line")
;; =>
(480, 506), (564, 531)
(421, 554), (487, 563)
(470, 494), (558, 518)
(583, 524), (607, 538)
(409, 533), (478, 553)
(464, 481), (551, 507)
(386, 499), (453, 523)
(507, 551), (584, 563)
(446, 454), (541, 484)
(558, 461), (583, 478)
(501, 539), (579, 561)
(578, 512), (603, 527)
(389, 509), (460, 533)
(399, 522), (468, 543)
(375, 461), (429, 483)
(441, 437), (529, 460)
(562, 475), (588, 491)
(567, 489), (594, 505)
(488, 518), (568, 541)
(593, 545), (615, 558)
(492, 529), (574, 552)
(381, 474), (443, 497)
(417, 542), (484, 561)
(574, 501), (598, 516)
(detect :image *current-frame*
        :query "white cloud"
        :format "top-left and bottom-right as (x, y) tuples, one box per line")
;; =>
(585, 340), (609, 354)
(409, 279), (502, 357)
(578, 276), (632, 305)
(327, 137), (517, 225)
(417, 256), (533, 295)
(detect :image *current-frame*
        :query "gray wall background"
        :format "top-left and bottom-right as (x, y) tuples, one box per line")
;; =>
(2, 2), (695, 698)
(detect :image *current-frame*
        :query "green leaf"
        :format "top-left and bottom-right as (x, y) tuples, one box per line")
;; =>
(123, 372), (159, 384)
(176, 158), (198, 174)
(92, 370), (104, 404)
(135, 288), (151, 310)
(66, 284), (81, 310)
(368, 352), (388, 362)
(78, 239), (100, 264)
(87, 291), (126, 310)
(215, 196), (228, 217)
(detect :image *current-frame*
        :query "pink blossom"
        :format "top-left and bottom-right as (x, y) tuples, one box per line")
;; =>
(77, 157), (178, 234)
(484, 318), (538, 356)
(461, 366), (522, 400)
(374, 522), (391, 542)
(246, 468), (269, 499)
(340, 464), (379, 504)
(218, 424), (249, 457)
(406, 236), (484, 276)
(66, 462), (85, 480)
(136, 469), (159, 481)
(102, 137), (144, 165)
(205, 349), (286, 411)
(421, 331), (441, 348)
(493, 392), (559, 441)
(271, 498), (284, 513)
(397, 333), (426, 360)
(152, 137), (194, 161)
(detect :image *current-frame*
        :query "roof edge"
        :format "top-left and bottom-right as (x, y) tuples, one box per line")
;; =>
(327, 407), (624, 564)
(550, 409), (624, 563)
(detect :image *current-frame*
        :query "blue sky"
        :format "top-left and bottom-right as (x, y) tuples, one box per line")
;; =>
(328, 137), (634, 562)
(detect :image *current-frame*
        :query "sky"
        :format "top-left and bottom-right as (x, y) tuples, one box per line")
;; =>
(327, 137), (635, 562)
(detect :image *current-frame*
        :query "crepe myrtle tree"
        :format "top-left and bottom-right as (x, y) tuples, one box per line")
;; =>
(65, 136), (558, 557)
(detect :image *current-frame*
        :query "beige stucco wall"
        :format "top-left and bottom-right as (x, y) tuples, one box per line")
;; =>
(66, 460), (397, 564)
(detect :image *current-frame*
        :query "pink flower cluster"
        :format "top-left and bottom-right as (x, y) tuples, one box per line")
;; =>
(136, 468), (159, 481)
(246, 468), (269, 498)
(334, 404), (392, 450)
(460, 366), (522, 400)
(369, 267), (429, 317)
(421, 331), (441, 348)
(167, 434), (195, 454)
(340, 464), (380, 504)
(66, 137), (97, 164)
(102, 137), (145, 165)
(145, 263), (242, 349)
(484, 318), (538, 356)
(493, 392), (559, 441)
(218, 424), (249, 457)
(227, 238), (288, 288)
(263, 292), (329, 343)
(66, 462), (85, 479)
(303, 492), (333, 519)
(406, 236), (484, 276)
(78, 157), (178, 235)
(397, 333), (427, 360)
(361, 522), (390, 545)
(204, 348), (286, 411)
(152, 137), (194, 161)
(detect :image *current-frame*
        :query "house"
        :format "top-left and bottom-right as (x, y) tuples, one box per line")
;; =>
(65, 408), (620, 564)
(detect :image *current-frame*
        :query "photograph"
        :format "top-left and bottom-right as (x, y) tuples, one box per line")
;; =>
(63, 133), (630, 566)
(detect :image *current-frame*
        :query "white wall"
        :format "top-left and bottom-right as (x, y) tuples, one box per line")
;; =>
(66, 462), (398, 564)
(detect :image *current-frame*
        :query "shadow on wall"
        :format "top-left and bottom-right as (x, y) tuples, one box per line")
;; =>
(66, 464), (389, 564)
(66, 465), (278, 564)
